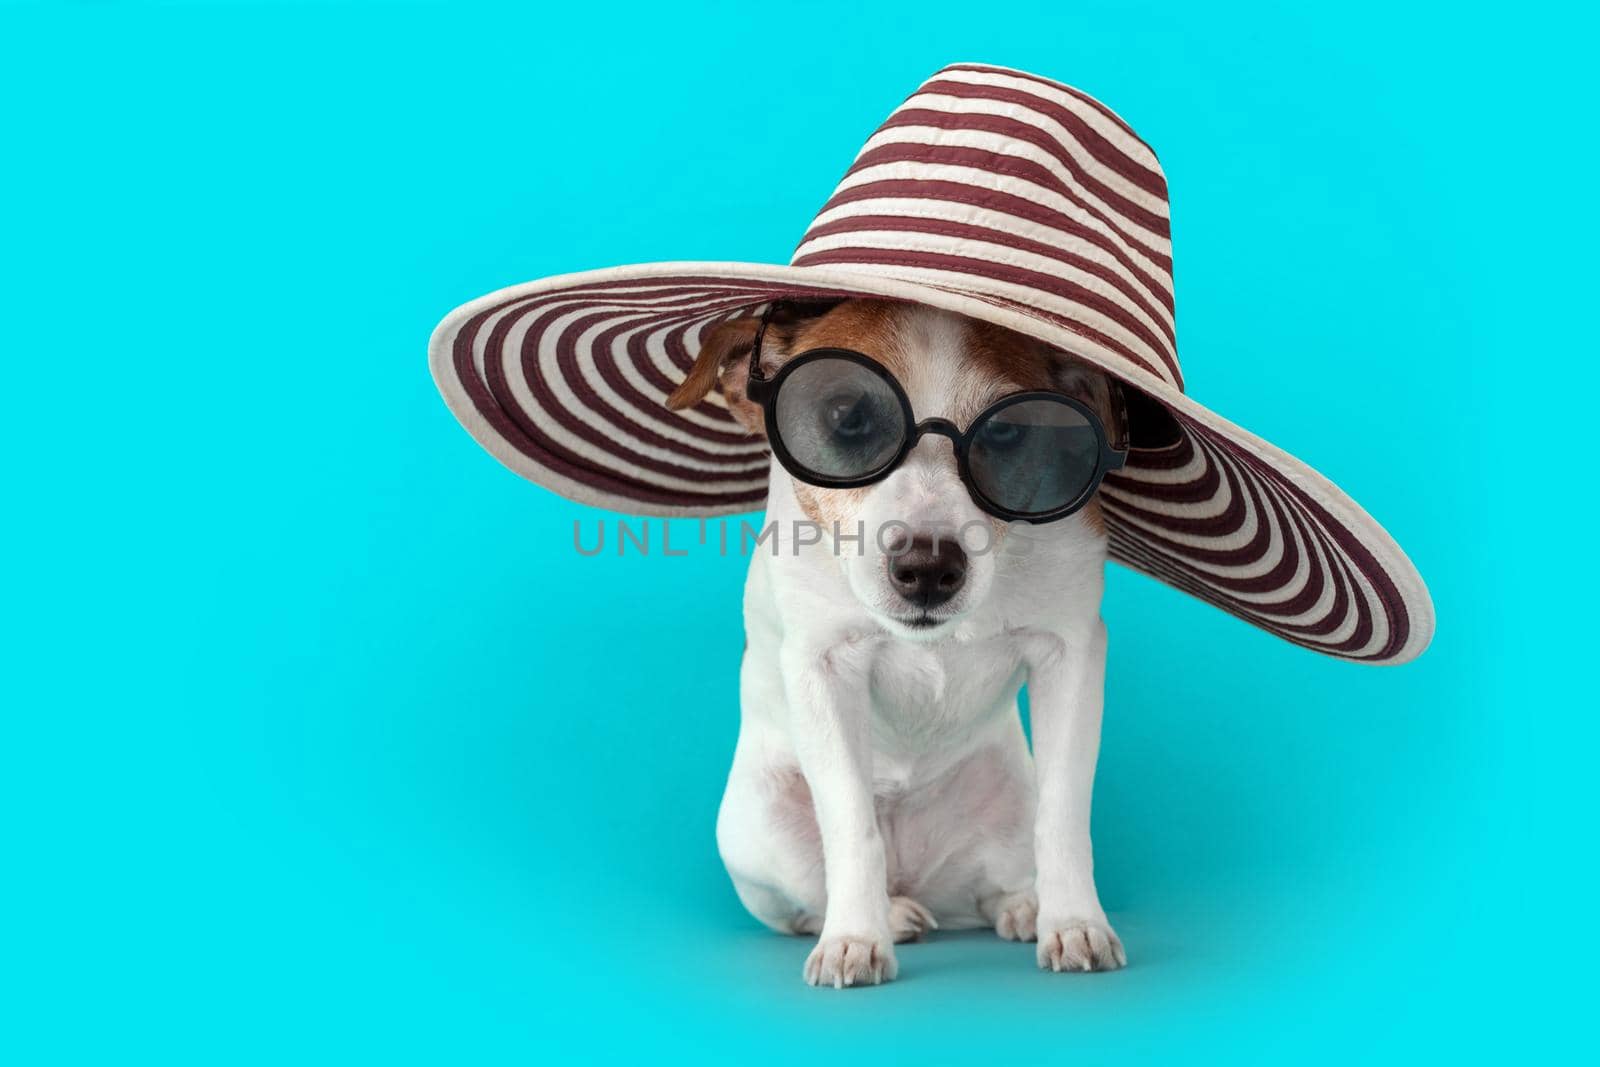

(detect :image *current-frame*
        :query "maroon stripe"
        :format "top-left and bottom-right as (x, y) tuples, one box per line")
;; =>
(1108, 448), (1221, 508)
(480, 302), (765, 486)
(510, 305), (770, 479)
(466, 278), (790, 325)
(789, 245), (1177, 382)
(588, 312), (769, 452)
(870, 103), (1171, 235)
(1102, 439), (1270, 573)
(626, 320), (762, 434)
(1107, 533), (1366, 656)
(1103, 426), (1341, 622)
(844, 119), (1171, 257)
(1109, 424), (1380, 652)
(1109, 534), (1282, 626)
(495, 298), (759, 462)
(1236, 465), (1348, 633)
(942, 64), (1145, 143)
(1123, 435), (1193, 470)
(916, 78), (1166, 198)
(856, 280), (1184, 391)
(1193, 432), (1373, 651)
(1233, 445), (1400, 658)
(810, 169), (1172, 284)
(588, 312), (762, 445)
(1107, 527), (1346, 647)
(1108, 536), (1291, 629)
(505, 294), (748, 431)
(801, 213), (1174, 346)
(450, 304), (767, 509)
(1216, 433), (1373, 650)
(1107, 444), (1331, 620)
(1233, 440), (1372, 644)
(1279, 496), (1360, 644)
(814, 156), (1173, 310)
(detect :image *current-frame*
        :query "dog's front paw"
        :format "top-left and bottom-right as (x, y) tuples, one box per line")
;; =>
(803, 933), (898, 989)
(993, 889), (1038, 942)
(1036, 917), (1126, 973)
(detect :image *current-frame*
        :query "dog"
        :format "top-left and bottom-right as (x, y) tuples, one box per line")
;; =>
(667, 298), (1128, 988)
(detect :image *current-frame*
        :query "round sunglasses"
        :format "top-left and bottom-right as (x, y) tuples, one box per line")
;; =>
(743, 303), (1129, 523)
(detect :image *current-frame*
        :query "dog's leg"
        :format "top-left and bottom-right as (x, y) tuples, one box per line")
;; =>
(1021, 620), (1126, 972)
(717, 732), (828, 935)
(781, 633), (896, 988)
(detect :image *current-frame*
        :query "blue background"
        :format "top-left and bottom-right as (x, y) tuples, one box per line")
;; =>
(5, 1), (1593, 1062)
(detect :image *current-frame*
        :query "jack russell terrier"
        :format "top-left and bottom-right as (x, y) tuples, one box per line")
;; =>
(668, 298), (1132, 988)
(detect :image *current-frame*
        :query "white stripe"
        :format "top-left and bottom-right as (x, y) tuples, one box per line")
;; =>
(1101, 439), (1307, 594)
(804, 189), (1174, 328)
(828, 156), (1170, 258)
(1106, 447), (1206, 486)
(1110, 534), (1349, 647)
(794, 227), (1174, 352)
(896, 91), (1170, 220)
(473, 287), (760, 432)
(1108, 435), (1362, 634)
(484, 305), (768, 492)
(468, 286), (753, 382)
(566, 311), (768, 459)
(931, 67), (1162, 172)
(650, 317), (732, 419)
(1265, 473), (1387, 653)
(633, 316), (765, 439)
(789, 257), (1177, 383)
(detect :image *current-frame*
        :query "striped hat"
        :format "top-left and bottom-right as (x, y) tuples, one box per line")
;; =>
(430, 63), (1433, 664)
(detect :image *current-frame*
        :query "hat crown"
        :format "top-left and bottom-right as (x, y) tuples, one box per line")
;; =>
(791, 64), (1181, 390)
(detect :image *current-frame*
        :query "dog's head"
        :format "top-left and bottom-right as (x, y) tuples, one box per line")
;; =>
(667, 299), (1123, 638)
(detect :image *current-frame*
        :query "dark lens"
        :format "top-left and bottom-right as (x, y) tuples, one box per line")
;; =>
(968, 397), (1101, 516)
(773, 356), (906, 481)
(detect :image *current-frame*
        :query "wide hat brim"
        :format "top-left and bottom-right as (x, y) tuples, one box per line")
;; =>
(430, 260), (1434, 665)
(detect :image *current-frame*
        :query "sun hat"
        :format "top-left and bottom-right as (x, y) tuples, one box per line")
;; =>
(429, 62), (1433, 664)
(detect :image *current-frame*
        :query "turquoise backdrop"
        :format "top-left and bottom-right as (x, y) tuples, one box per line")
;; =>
(5, 1), (1593, 1062)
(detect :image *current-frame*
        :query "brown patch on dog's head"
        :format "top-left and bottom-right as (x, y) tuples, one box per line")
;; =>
(963, 318), (1062, 395)
(786, 299), (909, 377)
(963, 317), (1123, 440)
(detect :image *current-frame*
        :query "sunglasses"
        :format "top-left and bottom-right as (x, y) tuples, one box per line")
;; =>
(743, 303), (1129, 524)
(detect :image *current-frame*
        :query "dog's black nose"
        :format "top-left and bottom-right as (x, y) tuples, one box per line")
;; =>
(887, 536), (968, 609)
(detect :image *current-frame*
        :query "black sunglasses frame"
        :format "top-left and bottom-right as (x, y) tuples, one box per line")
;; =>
(743, 302), (1129, 524)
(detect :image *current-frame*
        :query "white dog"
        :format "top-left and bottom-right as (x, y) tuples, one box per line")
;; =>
(668, 299), (1129, 988)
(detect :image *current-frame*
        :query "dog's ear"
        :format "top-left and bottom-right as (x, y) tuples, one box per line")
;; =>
(664, 301), (843, 434)
(664, 316), (767, 435)
(666, 317), (759, 412)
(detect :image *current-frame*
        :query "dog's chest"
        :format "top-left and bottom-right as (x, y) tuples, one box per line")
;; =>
(865, 637), (1025, 757)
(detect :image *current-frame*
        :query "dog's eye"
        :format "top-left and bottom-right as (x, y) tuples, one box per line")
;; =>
(822, 392), (876, 440)
(977, 419), (1028, 450)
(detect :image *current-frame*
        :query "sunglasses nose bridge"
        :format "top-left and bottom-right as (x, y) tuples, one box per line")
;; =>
(904, 418), (963, 469)
(913, 417), (962, 444)
(899, 419), (966, 495)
